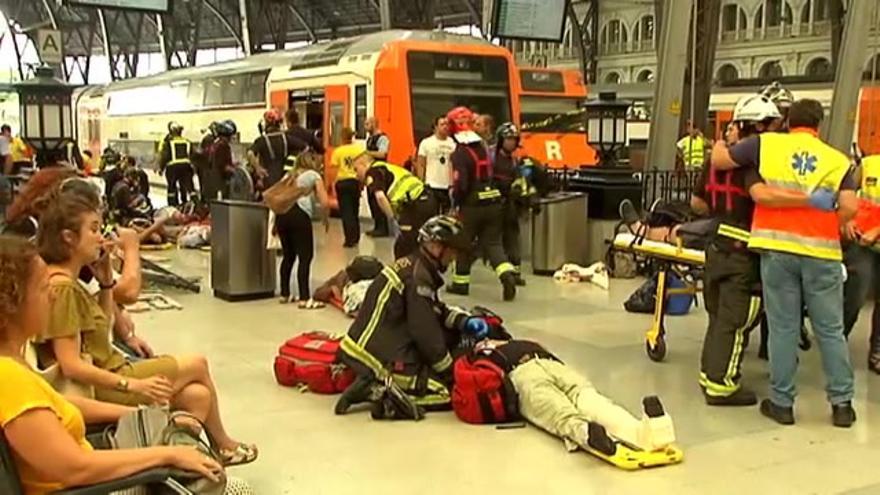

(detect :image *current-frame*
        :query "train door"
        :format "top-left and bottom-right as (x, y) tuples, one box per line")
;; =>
(323, 85), (350, 209)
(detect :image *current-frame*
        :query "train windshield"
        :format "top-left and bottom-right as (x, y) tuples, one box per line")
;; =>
(407, 51), (512, 142)
(520, 96), (585, 134)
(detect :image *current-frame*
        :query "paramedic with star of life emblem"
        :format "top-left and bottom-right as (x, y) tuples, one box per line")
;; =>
(711, 99), (858, 428)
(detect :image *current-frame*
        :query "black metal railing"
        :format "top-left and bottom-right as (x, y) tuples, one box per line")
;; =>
(639, 168), (702, 209)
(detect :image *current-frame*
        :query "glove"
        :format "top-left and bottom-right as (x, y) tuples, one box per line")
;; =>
(808, 188), (837, 211)
(389, 219), (402, 237)
(465, 317), (490, 340)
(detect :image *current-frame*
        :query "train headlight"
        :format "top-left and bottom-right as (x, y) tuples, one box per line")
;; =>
(14, 65), (74, 165)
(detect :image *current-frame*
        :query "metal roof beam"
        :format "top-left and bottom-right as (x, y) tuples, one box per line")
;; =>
(288, 3), (317, 43)
(202, 0), (245, 53)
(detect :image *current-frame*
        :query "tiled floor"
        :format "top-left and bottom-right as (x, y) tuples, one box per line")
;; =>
(134, 221), (880, 495)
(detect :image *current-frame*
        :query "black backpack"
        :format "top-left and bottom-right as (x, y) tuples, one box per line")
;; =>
(623, 274), (659, 313)
(644, 200), (694, 228)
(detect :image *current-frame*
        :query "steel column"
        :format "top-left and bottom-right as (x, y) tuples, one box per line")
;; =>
(823, 0), (875, 152)
(646, 0), (693, 170)
(238, 0), (252, 55)
(379, 0), (392, 30)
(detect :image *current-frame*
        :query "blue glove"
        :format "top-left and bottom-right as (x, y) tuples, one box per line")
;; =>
(808, 188), (836, 212)
(465, 317), (490, 340)
(520, 165), (534, 179)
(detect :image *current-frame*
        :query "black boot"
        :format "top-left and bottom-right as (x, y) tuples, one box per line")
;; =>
(500, 272), (517, 301)
(760, 399), (795, 425)
(446, 283), (470, 296)
(334, 375), (378, 415)
(703, 387), (758, 407)
(586, 422), (617, 456)
(831, 401), (856, 428)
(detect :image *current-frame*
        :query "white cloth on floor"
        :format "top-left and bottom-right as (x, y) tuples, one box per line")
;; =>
(342, 279), (373, 315)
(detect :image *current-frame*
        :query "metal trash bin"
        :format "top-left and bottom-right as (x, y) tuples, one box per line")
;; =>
(531, 192), (589, 275)
(210, 200), (276, 301)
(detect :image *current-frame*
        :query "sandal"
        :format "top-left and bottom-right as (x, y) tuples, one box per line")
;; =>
(298, 299), (326, 310)
(220, 443), (258, 467)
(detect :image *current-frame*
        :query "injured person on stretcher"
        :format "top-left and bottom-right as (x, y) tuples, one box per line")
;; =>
(473, 338), (680, 467)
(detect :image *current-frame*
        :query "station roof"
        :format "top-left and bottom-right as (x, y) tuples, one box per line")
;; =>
(1, 0), (482, 59)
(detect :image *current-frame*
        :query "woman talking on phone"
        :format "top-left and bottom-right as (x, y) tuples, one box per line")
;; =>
(33, 193), (257, 466)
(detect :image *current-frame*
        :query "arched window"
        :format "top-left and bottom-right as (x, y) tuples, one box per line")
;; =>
(721, 4), (747, 34)
(716, 63), (740, 83)
(802, 0), (837, 23)
(604, 71), (622, 84)
(864, 54), (880, 81)
(636, 69), (654, 83)
(805, 57), (832, 77)
(601, 19), (628, 54)
(758, 60), (784, 79)
(756, 0), (794, 29)
(635, 15), (654, 50)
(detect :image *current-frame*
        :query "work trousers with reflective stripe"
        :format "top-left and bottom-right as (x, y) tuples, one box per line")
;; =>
(700, 243), (761, 397)
(510, 358), (645, 450)
(393, 193), (438, 259)
(165, 162), (194, 206)
(339, 337), (450, 408)
(501, 200), (522, 269)
(453, 202), (514, 285)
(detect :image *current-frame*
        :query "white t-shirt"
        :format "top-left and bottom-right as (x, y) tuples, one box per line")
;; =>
(417, 135), (455, 189)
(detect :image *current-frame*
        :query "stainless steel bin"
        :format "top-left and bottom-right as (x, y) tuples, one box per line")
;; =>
(210, 200), (276, 301)
(530, 192), (589, 275)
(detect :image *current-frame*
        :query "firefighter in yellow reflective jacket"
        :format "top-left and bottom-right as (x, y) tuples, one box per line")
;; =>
(335, 215), (485, 416)
(354, 152), (438, 258)
(159, 121), (195, 206)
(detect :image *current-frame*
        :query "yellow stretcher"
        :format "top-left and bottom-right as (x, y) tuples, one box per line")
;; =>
(585, 441), (684, 470)
(612, 232), (704, 362)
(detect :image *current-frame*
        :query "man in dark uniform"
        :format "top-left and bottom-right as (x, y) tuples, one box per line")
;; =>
(158, 121), (195, 206)
(354, 152), (437, 258)
(250, 109), (308, 190)
(335, 215), (490, 415)
(445, 106), (517, 301)
(694, 94), (787, 406)
(365, 116), (390, 237)
(284, 109), (324, 154)
(493, 122), (528, 286)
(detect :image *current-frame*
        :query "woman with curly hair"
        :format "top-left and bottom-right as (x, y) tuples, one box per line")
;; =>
(34, 194), (258, 466)
(0, 235), (223, 495)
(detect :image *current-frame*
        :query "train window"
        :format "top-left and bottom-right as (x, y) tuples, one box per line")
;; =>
(407, 51), (512, 143)
(204, 78), (223, 106)
(328, 101), (345, 147)
(245, 71), (268, 104)
(354, 84), (367, 139)
(221, 75), (246, 105)
(187, 80), (205, 109)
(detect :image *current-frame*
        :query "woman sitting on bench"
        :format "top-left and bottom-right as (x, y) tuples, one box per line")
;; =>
(0, 235), (223, 494)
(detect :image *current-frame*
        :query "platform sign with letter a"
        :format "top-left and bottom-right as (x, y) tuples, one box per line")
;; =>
(37, 29), (63, 64)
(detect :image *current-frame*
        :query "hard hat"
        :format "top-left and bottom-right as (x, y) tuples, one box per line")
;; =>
(263, 109), (283, 127)
(759, 81), (794, 110)
(168, 121), (183, 134)
(495, 122), (520, 143)
(211, 120), (237, 137)
(446, 106), (475, 134)
(732, 94), (782, 123)
(418, 215), (469, 251)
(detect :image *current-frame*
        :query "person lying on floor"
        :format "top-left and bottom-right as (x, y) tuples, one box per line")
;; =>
(474, 338), (675, 455)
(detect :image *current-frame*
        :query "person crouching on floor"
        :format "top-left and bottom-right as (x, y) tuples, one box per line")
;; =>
(475, 338), (676, 455)
(335, 215), (489, 415)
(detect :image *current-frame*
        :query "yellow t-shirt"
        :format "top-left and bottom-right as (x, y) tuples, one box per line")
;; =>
(10, 136), (32, 163)
(34, 276), (126, 372)
(0, 357), (93, 495)
(331, 143), (364, 181)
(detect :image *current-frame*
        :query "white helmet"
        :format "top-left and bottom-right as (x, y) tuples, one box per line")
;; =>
(760, 81), (794, 110)
(732, 94), (782, 123)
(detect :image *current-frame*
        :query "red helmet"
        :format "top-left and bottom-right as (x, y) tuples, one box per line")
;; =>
(446, 106), (475, 134)
(263, 109), (283, 127)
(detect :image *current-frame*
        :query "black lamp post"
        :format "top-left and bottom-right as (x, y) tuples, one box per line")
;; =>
(584, 91), (629, 167)
(14, 65), (75, 167)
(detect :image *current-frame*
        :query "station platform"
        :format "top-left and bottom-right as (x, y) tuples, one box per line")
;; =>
(135, 220), (880, 495)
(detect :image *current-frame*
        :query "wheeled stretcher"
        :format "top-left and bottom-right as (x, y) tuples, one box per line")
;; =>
(612, 232), (704, 362)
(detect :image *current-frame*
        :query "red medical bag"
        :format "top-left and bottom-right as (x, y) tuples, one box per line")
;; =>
(273, 332), (355, 394)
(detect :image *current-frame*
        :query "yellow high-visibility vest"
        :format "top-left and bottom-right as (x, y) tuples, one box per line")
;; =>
(748, 130), (850, 261)
(168, 137), (192, 166)
(372, 161), (424, 209)
(677, 135), (706, 168)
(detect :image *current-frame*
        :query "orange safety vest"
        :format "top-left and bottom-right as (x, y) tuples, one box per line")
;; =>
(747, 128), (850, 261)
